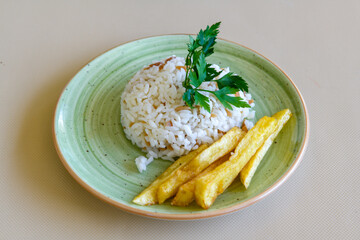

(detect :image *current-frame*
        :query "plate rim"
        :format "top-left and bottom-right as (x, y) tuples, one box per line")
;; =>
(53, 34), (310, 220)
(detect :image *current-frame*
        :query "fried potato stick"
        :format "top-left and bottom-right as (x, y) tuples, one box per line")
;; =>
(240, 109), (292, 188)
(194, 116), (277, 209)
(171, 154), (231, 207)
(132, 145), (208, 205)
(157, 127), (245, 204)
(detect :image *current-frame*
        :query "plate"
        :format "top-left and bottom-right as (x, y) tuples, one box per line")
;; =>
(53, 35), (309, 220)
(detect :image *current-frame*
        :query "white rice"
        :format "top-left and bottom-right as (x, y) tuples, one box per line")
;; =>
(134, 156), (154, 173)
(120, 56), (255, 172)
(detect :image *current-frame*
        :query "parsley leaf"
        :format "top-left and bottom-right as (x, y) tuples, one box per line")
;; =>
(194, 91), (211, 113)
(183, 88), (195, 107)
(205, 64), (222, 81)
(216, 73), (249, 92)
(182, 22), (251, 112)
(196, 52), (207, 83)
(213, 87), (250, 111)
(188, 70), (200, 88)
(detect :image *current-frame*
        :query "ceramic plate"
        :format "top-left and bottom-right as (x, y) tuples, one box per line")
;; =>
(53, 35), (309, 220)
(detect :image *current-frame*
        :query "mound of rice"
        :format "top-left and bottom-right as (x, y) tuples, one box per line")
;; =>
(120, 56), (255, 172)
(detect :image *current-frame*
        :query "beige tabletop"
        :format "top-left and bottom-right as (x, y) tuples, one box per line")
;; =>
(1, 0), (359, 239)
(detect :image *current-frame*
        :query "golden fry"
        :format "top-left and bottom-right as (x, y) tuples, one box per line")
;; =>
(132, 145), (207, 205)
(194, 116), (277, 209)
(171, 154), (230, 207)
(157, 127), (245, 204)
(240, 109), (292, 188)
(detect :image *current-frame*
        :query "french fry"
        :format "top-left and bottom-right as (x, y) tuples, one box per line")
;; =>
(132, 145), (208, 205)
(240, 109), (292, 188)
(194, 116), (277, 209)
(171, 154), (231, 207)
(157, 127), (245, 204)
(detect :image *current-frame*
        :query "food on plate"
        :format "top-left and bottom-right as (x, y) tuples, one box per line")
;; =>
(157, 127), (246, 204)
(171, 153), (231, 207)
(133, 145), (207, 205)
(120, 22), (255, 172)
(132, 109), (291, 209)
(125, 21), (292, 210)
(121, 56), (254, 170)
(240, 109), (292, 188)
(194, 116), (277, 209)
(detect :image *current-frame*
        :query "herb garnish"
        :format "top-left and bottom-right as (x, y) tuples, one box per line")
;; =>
(182, 22), (250, 112)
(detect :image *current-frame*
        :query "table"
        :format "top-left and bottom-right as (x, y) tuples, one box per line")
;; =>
(1, 0), (359, 239)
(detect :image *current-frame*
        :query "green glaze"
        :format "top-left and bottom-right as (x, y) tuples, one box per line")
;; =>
(54, 35), (308, 218)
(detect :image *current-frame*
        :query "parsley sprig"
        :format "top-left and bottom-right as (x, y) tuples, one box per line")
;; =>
(182, 22), (250, 112)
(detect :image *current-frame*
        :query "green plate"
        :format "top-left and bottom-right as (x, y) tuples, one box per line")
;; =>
(53, 35), (309, 220)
